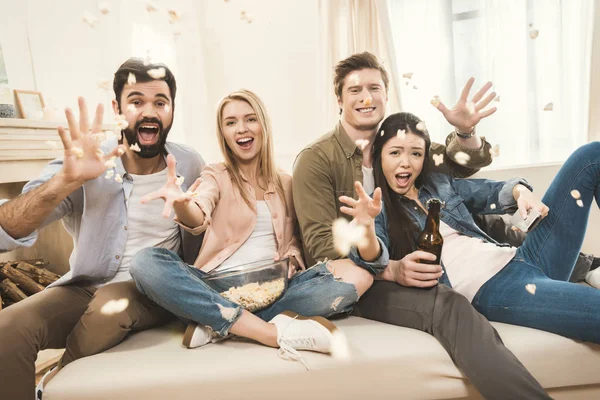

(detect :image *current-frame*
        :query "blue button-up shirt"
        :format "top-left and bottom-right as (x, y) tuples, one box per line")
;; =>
(349, 172), (531, 287)
(0, 138), (205, 287)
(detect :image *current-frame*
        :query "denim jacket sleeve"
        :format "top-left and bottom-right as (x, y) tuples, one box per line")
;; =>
(451, 176), (533, 215)
(348, 203), (391, 275)
(0, 158), (75, 252)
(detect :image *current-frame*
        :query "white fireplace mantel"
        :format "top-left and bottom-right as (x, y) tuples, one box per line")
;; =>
(0, 118), (115, 184)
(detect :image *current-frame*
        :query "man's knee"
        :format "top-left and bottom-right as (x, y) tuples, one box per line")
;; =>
(0, 300), (46, 353)
(86, 282), (140, 327)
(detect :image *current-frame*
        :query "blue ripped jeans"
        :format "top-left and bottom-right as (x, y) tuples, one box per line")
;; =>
(130, 248), (359, 336)
(473, 142), (600, 343)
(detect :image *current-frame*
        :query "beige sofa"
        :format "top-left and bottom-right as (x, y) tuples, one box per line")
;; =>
(34, 164), (600, 399)
(43, 317), (600, 399)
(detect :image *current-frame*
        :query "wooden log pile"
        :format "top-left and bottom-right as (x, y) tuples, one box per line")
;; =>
(0, 259), (61, 310)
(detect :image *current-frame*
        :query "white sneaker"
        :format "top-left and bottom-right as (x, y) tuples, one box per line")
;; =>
(35, 367), (56, 400)
(269, 311), (349, 370)
(586, 269), (600, 288)
(182, 323), (230, 349)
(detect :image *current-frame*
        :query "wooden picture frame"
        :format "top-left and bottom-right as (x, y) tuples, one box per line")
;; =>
(14, 90), (45, 120)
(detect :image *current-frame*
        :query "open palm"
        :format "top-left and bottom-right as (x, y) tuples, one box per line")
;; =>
(58, 97), (126, 184)
(140, 154), (201, 218)
(435, 78), (497, 133)
(339, 181), (382, 226)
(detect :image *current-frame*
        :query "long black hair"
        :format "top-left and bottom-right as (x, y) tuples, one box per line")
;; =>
(371, 112), (432, 260)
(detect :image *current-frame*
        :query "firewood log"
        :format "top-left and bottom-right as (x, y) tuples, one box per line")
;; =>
(0, 279), (27, 302)
(14, 262), (60, 287)
(0, 265), (44, 295)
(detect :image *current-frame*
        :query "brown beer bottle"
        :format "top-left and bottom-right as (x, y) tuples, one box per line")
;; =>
(417, 199), (443, 265)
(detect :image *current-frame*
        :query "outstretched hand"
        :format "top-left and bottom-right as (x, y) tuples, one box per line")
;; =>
(434, 77), (497, 133)
(57, 97), (127, 185)
(140, 154), (201, 218)
(339, 181), (382, 226)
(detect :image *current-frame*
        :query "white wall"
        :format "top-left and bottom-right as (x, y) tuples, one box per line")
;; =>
(0, 0), (323, 172)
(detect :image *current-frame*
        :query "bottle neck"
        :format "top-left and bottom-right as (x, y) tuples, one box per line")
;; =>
(424, 202), (441, 230)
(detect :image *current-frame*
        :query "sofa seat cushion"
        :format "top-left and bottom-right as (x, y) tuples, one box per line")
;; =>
(44, 316), (600, 400)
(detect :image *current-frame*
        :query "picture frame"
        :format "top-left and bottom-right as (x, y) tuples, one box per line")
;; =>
(14, 90), (45, 120)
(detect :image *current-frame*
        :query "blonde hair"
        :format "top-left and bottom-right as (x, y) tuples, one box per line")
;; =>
(215, 89), (285, 211)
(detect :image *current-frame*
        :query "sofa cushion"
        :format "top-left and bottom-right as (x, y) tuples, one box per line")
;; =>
(44, 317), (600, 400)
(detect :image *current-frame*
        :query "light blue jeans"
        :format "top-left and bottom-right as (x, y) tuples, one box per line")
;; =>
(130, 248), (359, 336)
(473, 142), (600, 343)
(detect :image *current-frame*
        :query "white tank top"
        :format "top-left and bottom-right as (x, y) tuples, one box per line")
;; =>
(215, 201), (277, 272)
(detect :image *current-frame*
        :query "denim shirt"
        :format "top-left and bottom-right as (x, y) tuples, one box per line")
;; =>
(348, 172), (531, 287)
(0, 138), (205, 288)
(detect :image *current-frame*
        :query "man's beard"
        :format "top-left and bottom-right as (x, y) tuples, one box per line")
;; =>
(121, 117), (171, 159)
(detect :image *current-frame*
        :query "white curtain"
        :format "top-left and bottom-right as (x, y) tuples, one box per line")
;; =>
(317, 0), (403, 130)
(387, 0), (595, 167)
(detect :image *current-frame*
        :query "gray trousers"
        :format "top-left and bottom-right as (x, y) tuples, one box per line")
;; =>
(352, 281), (551, 400)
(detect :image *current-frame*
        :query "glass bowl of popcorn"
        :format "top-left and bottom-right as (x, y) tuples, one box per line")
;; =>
(202, 258), (289, 312)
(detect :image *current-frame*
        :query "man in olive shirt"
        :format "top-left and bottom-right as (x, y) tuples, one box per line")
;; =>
(293, 52), (549, 399)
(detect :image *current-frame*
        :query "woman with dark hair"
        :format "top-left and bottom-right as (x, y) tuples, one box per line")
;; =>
(343, 111), (600, 344)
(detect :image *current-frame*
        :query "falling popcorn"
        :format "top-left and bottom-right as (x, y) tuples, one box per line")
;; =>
(82, 11), (99, 27)
(454, 151), (471, 166)
(175, 176), (185, 186)
(115, 114), (129, 130)
(364, 97), (372, 106)
(571, 190), (581, 200)
(416, 121), (426, 132)
(146, 2), (159, 12)
(396, 129), (407, 140)
(100, 298), (129, 315)
(525, 284), (537, 295)
(46, 141), (58, 149)
(127, 73), (136, 85)
(165, 105), (171, 113)
(130, 143), (141, 152)
(490, 203), (497, 210)
(105, 157), (117, 169)
(105, 170), (115, 179)
(114, 173), (123, 183)
(98, 1), (110, 15)
(380, 130), (384, 137)
(97, 80), (110, 91)
(432, 153), (444, 167)
(543, 102), (553, 111)
(529, 29), (539, 39)
(355, 139), (369, 151)
(96, 148), (105, 158)
(126, 104), (137, 114)
(72, 147), (84, 159)
(147, 67), (166, 79)
(412, 85), (418, 90)
(576, 199), (584, 208)
(402, 72), (413, 79)
(466, 101), (476, 114)
(167, 8), (182, 24)
(489, 144), (500, 158)
(92, 132), (106, 143)
(332, 218), (367, 256)
(494, 96), (501, 102)
(430, 96), (441, 108)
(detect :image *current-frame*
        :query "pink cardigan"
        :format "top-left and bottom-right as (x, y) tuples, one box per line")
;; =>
(176, 163), (305, 273)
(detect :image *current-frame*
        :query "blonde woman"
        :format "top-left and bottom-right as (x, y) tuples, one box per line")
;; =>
(130, 89), (373, 363)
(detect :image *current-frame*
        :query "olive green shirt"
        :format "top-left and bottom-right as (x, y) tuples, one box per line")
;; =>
(292, 122), (493, 267)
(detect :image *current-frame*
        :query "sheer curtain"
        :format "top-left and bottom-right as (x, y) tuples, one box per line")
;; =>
(387, 0), (595, 167)
(317, 0), (403, 131)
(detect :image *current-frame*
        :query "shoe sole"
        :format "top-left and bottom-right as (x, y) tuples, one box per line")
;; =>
(280, 310), (339, 334)
(182, 323), (197, 349)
